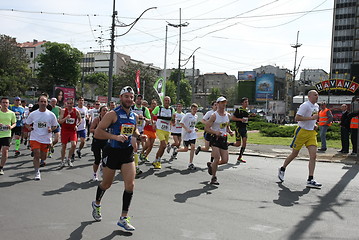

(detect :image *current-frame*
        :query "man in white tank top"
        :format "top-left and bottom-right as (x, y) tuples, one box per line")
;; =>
(204, 96), (234, 185)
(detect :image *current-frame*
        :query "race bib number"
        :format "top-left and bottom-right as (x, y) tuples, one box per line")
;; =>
(220, 122), (228, 129)
(81, 113), (85, 119)
(66, 118), (75, 124)
(160, 121), (170, 130)
(0, 126), (9, 131)
(37, 122), (47, 128)
(137, 119), (143, 126)
(93, 113), (99, 118)
(189, 121), (196, 128)
(120, 123), (135, 136)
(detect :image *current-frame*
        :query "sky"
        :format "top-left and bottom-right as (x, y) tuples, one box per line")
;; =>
(1, 0), (334, 77)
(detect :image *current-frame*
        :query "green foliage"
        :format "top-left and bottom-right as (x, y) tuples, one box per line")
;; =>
(178, 79), (192, 106)
(0, 34), (31, 96)
(165, 80), (177, 104)
(208, 88), (221, 105)
(84, 72), (108, 96)
(196, 121), (204, 130)
(114, 62), (158, 101)
(224, 86), (237, 106)
(36, 42), (83, 93)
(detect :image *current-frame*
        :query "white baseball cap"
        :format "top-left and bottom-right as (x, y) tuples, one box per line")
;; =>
(216, 96), (227, 102)
(120, 86), (135, 96)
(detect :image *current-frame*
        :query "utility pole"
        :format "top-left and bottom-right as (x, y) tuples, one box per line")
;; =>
(168, 8), (189, 103)
(163, 25), (168, 97)
(192, 55), (195, 104)
(107, 0), (116, 105)
(291, 31), (302, 109)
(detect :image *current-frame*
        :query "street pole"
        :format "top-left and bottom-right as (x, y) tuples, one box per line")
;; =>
(177, 8), (182, 103)
(107, 0), (116, 105)
(291, 31), (302, 110)
(168, 9), (189, 103)
(163, 25), (168, 97)
(192, 55), (195, 104)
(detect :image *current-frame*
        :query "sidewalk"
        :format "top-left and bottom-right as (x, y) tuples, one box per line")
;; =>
(154, 133), (358, 164)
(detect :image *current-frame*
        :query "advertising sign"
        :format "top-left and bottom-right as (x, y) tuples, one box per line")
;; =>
(238, 71), (256, 80)
(315, 79), (359, 93)
(255, 74), (274, 102)
(53, 86), (76, 107)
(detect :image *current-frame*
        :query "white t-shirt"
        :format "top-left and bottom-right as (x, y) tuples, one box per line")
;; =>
(76, 106), (88, 131)
(203, 110), (215, 121)
(26, 109), (58, 144)
(154, 107), (173, 132)
(171, 112), (185, 134)
(296, 101), (319, 130)
(180, 112), (198, 141)
(89, 108), (100, 122)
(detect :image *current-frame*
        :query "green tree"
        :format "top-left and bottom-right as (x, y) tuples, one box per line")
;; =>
(165, 80), (177, 104)
(36, 42), (83, 94)
(0, 34), (31, 96)
(224, 86), (237, 107)
(208, 87), (221, 104)
(83, 72), (108, 97)
(178, 79), (192, 106)
(113, 62), (158, 101)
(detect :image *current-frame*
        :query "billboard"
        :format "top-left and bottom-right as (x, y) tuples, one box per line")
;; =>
(238, 71), (256, 80)
(255, 74), (274, 102)
(53, 86), (76, 107)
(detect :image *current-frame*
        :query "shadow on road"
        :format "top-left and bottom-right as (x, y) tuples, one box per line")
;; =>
(43, 180), (98, 196)
(285, 164), (359, 239)
(174, 181), (218, 203)
(67, 220), (94, 240)
(100, 230), (132, 239)
(273, 183), (310, 207)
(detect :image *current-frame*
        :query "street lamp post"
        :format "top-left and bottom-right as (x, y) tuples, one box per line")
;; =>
(291, 31), (302, 109)
(107, 3), (156, 105)
(168, 8), (189, 103)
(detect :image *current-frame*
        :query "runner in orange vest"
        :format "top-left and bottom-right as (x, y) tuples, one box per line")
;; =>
(317, 102), (333, 152)
(349, 116), (359, 156)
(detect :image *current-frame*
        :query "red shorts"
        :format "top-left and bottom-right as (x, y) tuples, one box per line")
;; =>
(144, 129), (156, 139)
(61, 130), (77, 144)
(30, 140), (50, 153)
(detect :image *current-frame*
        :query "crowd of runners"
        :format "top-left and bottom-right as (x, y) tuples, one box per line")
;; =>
(0, 87), (323, 231)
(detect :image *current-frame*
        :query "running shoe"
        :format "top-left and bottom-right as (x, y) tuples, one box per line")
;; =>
(152, 161), (161, 169)
(172, 147), (178, 159)
(60, 160), (66, 168)
(166, 143), (172, 154)
(34, 171), (41, 181)
(207, 162), (212, 175)
(210, 176), (219, 185)
(136, 167), (143, 176)
(117, 217), (135, 231)
(15, 151), (20, 157)
(67, 159), (73, 167)
(195, 146), (201, 155)
(91, 201), (102, 221)
(278, 168), (285, 182)
(48, 152), (52, 158)
(76, 149), (82, 159)
(306, 179), (322, 189)
(40, 161), (46, 167)
(237, 157), (246, 163)
(0, 169), (4, 175)
(92, 173), (99, 181)
(187, 163), (196, 170)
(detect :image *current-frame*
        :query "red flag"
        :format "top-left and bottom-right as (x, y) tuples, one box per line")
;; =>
(135, 70), (140, 94)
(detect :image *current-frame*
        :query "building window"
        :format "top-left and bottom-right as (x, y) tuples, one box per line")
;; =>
(30, 52), (33, 58)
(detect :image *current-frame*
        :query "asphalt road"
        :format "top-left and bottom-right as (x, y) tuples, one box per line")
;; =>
(1, 141), (359, 240)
